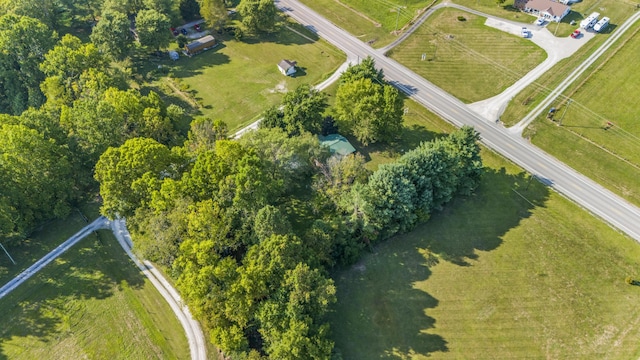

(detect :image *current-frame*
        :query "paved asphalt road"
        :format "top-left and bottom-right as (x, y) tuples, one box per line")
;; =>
(276, 0), (640, 242)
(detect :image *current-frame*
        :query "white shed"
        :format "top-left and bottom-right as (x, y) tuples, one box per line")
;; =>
(277, 59), (297, 76)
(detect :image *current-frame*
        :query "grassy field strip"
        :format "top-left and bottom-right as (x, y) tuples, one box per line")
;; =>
(388, 8), (546, 103)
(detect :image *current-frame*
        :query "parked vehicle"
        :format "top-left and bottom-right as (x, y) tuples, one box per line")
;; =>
(570, 29), (581, 38)
(194, 24), (201, 32)
(580, 12), (600, 29)
(594, 17), (610, 32)
(521, 27), (530, 37)
(534, 18), (545, 26)
(170, 27), (178, 36)
(181, 28), (188, 35)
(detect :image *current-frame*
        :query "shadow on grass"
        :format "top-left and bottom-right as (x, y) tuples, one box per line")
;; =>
(331, 167), (550, 358)
(348, 122), (447, 163)
(427, 168), (549, 266)
(0, 231), (146, 359)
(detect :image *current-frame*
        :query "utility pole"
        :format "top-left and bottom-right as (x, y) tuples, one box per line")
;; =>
(0, 243), (16, 265)
(559, 99), (572, 125)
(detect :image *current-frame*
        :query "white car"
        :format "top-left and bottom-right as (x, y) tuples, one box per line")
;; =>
(521, 27), (530, 37)
(534, 18), (545, 26)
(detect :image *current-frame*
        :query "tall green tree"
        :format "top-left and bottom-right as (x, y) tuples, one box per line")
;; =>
(0, 0), (63, 30)
(254, 205), (291, 242)
(143, 0), (179, 22)
(184, 117), (228, 153)
(361, 162), (417, 239)
(197, 0), (227, 30)
(0, 124), (74, 241)
(136, 9), (171, 51)
(237, 0), (278, 33)
(0, 14), (56, 115)
(339, 56), (384, 85)
(179, 0), (200, 22)
(90, 10), (133, 60)
(334, 77), (403, 145)
(94, 137), (177, 218)
(40, 34), (110, 104)
(260, 84), (327, 136)
(257, 263), (336, 360)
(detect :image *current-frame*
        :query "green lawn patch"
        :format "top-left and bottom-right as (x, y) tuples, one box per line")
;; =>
(298, 0), (434, 48)
(520, 21), (640, 206)
(143, 25), (345, 132)
(0, 231), (189, 360)
(330, 146), (640, 359)
(388, 8), (546, 103)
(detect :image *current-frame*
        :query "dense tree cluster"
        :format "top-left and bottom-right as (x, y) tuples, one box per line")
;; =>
(0, 2), (485, 358)
(94, 118), (481, 358)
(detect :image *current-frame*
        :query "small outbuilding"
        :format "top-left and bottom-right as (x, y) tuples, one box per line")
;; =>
(169, 50), (180, 61)
(319, 134), (356, 157)
(277, 59), (297, 76)
(184, 35), (217, 56)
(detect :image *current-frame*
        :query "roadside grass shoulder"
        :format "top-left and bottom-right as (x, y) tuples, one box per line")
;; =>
(0, 231), (189, 360)
(140, 24), (345, 132)
(298, 0), (433, 48)
(330, 136), (640, 358)
(388, 8), (546, 103)
(520, 20), (640, 206)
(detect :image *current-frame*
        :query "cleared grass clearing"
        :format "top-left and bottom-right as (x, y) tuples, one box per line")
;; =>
(0, 231), (189, 360)
(521, 21), (640, 206)
(330, 143), (640, 359)
(298, 0), (433, 48)
(145, 24), (345, 132)
(388, 8), (546, 103)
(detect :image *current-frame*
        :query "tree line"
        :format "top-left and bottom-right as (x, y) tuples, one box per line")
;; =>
(92, 59), (483, 359)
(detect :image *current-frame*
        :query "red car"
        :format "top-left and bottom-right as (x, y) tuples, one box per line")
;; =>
(170, 27), (178, 36)
(571, 29), (581, 38)
(194, 24), (201, 32)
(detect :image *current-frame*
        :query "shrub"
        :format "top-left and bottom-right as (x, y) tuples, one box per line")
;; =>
(457, 16), (466, 21)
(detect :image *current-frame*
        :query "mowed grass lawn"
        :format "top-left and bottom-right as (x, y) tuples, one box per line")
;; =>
(330, 146), (640, 359)
(523, 23), (640, 206)
(152, 25), (345, 131)
(298, 0), (433, 48)
(388, 8), (546, 103)
(0, 231), (189, 360)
